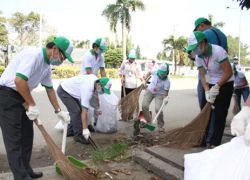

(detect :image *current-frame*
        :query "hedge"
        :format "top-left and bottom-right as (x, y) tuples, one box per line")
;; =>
(0, 66), (120, 79)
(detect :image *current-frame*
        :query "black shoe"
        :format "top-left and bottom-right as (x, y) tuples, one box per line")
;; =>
(74, 136), (90, 144)
(28, 171), (43, 179)
(66, 131), (74, 137)
(88, 125), (95, 132)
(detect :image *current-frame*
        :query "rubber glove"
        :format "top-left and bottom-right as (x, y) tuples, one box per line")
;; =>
(57, 111), (70, 124)
(82, 128), (90, 140)
(26, 105), (40, 120)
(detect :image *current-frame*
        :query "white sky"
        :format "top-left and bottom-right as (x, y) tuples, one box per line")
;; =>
(1, 0), (250, 58)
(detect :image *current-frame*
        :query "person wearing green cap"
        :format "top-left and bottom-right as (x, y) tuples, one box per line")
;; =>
(0, 36), (73, 179)
(141, 63), (171, 130)
(57, 74), (111, 144)
(119, 49), (143, 98)
(193, 17), (228, 111)
(80, 38), (107, 77)
(186, 31), (233, 148)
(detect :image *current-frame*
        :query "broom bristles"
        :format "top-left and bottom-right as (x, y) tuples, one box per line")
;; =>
(118, 84), (144, 121)
(35, 122), (96, 180)
(164, 103), (212, 149)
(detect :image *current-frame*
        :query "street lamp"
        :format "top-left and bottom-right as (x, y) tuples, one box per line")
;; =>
(226, 6), (242, 66)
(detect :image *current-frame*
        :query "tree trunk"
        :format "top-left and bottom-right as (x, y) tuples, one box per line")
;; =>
(122, 16), (127, 62)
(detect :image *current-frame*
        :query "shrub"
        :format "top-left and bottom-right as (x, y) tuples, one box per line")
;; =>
(0, 66), (5, 76)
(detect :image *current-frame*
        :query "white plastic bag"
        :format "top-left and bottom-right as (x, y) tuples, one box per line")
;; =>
(54, 120), (64, 130)
(96, 91), (119, 133)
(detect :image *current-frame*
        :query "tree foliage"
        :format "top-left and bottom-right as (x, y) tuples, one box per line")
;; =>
(227, 35), (250, 64)
(8, 11), (40, 46)
(0, 10), (8, 45)
(102, 0), (145, 61)
(104, 48), (123, 68)
(236, 0), (250, 9)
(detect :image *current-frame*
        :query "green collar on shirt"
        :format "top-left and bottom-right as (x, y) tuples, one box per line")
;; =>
(42, 48), (50, 64)
(198, 44), (212, 58)
(90, 49), (95, 55)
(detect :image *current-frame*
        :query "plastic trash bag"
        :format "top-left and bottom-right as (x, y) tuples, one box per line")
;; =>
(54, 120), (64, 130)
(95, 91), (119, 133)
(184, 136), (250, 180)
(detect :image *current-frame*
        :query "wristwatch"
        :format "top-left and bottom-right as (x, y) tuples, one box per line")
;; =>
(55, 108), (61, 114)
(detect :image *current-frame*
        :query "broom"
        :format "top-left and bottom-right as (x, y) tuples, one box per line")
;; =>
(164, 103), (213, 149)
(119, 77), (150, 121)
(34, 120), (96, 180)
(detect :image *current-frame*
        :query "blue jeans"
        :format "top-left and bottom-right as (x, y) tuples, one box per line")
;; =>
(197, 79), (206, 110)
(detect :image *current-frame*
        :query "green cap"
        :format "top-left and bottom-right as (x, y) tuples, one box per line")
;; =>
(53, 36), (74, 63)
(185, 31), (206, 52)
(99, 77), (112, 94)
(94, 38), (107, 52)
(194, 17), (210, 31)
(157, 63), (169, 76)
(128, 49), (136, 59)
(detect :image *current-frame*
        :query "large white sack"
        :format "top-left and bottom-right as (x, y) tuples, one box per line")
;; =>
(96, 91), (119, 133)
(184, 136), (250, 180)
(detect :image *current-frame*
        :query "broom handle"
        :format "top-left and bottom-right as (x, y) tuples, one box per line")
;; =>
(61, 122), (68, 154)
(152, 97), (168, 124)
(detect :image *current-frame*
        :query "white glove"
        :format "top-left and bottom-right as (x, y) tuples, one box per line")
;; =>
(209, 84), (220, 98)
(57, 111), (70, 124)
(26, 106), (40, 120)
(82, 128), (90, 140)
(231, 106), (250, 142)
(205, 91), (215, 103)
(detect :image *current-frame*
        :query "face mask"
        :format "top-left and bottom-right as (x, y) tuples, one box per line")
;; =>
(193, 47), (203, 56)
(96, 89), (103, 94)
(50, 58), (62, 66)
(95, 49), (102, 55)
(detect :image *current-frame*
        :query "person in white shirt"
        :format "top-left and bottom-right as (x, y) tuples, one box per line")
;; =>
(57, 75), (112, 144)
(141, 63), (170, 129)
(80, 38), (107, 77)
(119, 49), (142, 97)
(0, 36), (73, 180)
(233, 64), (249, 110)
(185, 31), (234, 148)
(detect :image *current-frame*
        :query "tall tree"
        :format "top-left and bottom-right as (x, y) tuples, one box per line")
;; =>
(208, 14), (225, 28)
(136, 45), (141, 59)
(8, 11), (40, 46)
(227, 35), (250, 65)
(162, 36), (187, 74)
(102, 0), (145, 61)
(236, 0), (250, 9)
(0, 10), (8, 45)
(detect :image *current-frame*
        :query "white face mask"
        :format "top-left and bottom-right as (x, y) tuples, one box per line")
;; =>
(95, 49), (102, 55)
(50, 58), (62, 66)
(193, 47), (203, 56)
(96, 89), (103, 94)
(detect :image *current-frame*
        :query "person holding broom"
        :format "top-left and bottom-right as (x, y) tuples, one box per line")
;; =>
(119, 48), (143, 98)
(141, 63), (171, 131)
(57, 75), (112, 144)
(185, 31), (234, 148)
(0, 36), (73, 180)
(233, 63), (249, 110)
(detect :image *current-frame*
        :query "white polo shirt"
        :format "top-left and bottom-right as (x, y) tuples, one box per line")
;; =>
(80, 50), (105, 76)
(60, 74), (98, 109)
(234, 71), (248, 89)
(0, 47), (52, 90)
(147, 71), (170, 95)
(119, 60), (141, 89)
(195, 44), (234, 84)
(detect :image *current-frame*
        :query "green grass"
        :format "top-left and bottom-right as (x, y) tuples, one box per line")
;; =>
(90, 141), (129, 162)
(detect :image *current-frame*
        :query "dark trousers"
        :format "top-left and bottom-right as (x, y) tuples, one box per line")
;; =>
(57, 85), (82, 137)
(0, 86), (33, 180)
(205, 81), (234, 146)
(234, 86), (250, 110)
(121, 86), (135, 98)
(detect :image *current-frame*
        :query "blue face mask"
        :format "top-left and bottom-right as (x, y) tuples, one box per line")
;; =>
(193, 47), (203, 56)
(50, 58), (62, 66)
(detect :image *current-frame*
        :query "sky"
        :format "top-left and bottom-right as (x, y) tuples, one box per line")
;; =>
(1, 0), (250, 59)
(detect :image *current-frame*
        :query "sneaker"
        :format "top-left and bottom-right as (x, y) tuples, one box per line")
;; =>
(74, 136), (90, 144)
(88, 125), (95, 132)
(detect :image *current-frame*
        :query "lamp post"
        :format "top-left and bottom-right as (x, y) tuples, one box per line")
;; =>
(226, 6), (242, 66)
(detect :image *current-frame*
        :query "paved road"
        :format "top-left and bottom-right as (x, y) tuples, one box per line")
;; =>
(0, 78), (235, 154)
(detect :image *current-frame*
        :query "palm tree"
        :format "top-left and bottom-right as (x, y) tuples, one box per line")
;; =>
(162, 36), (187, 74)
(102, 0), (145, 61)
